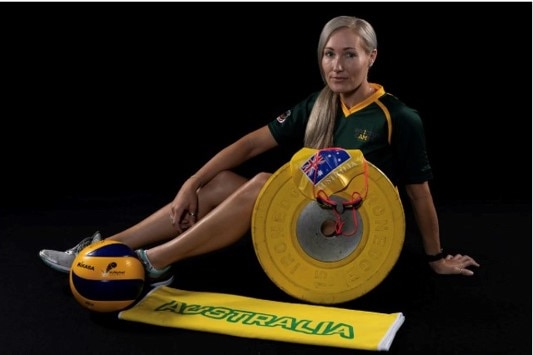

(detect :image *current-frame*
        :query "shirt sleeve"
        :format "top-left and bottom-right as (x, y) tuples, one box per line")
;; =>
(267, 92), (319, 148)
(391, 104), (433, 184)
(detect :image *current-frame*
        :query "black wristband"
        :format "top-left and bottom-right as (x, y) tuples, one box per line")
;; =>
(426, 249), (444, 262)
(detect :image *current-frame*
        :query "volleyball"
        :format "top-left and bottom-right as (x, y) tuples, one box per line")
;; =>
(69, 240), (146, 313)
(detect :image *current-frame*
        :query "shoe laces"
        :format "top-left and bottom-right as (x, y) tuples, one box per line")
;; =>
(66, 237), (92, 254)
(66, 233), (101, 255)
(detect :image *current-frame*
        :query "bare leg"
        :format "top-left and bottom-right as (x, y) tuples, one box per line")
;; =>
(143, 172), (271, 270)
(108, 170), (249, 249)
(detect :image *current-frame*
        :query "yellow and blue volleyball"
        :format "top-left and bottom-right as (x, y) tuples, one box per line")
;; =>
(69, 240), (145, 313)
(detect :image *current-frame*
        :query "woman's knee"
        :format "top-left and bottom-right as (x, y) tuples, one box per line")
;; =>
(249, 172), (271, 187)
(244, 172), (272, 196)
(198, 171), (248, 209)
(198, 171), (271, 210)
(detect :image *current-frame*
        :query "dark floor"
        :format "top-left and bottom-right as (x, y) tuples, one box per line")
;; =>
(1, 194), (530, 354)
(1, 2), (531, 353)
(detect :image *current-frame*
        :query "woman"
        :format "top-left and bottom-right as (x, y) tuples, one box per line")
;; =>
(39, 16), (479, 286)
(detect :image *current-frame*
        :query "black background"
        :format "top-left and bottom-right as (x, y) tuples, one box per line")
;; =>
(1, 3), (532, 355)
(1, 1), (531, 210)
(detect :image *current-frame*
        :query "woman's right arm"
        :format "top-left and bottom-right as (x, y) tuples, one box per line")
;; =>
(189, 125), (278, 189)
(170, 125), (278, 226)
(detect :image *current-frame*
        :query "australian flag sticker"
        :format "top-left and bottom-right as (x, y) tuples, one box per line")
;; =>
(301, 149), (350, 185)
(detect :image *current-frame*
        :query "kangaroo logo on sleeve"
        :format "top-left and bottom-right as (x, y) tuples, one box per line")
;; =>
(276, 110), (291, 124)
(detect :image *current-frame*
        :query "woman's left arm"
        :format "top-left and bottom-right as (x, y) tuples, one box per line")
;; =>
(405, 182), (480, 276)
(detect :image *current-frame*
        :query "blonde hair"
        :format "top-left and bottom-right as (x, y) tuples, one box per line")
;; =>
(304, 16), (378, 148)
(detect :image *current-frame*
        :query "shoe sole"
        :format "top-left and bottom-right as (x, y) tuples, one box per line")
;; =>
(150, 275), (174, 288)
(39, 250), (71, 274)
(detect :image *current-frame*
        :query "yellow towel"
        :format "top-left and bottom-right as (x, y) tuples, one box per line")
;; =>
(119, 286), (404, 351)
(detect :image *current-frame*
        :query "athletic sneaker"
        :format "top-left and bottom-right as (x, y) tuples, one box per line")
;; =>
(39, 231), (102, 273)
(135, 249), (175, 287)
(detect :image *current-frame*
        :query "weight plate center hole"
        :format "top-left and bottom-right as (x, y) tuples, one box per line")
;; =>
(320, 219), (337, 237)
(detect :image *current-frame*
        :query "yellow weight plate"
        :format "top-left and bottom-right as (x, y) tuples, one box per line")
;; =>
(252, 149), (405, 304)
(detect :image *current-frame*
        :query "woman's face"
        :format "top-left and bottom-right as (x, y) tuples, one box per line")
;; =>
(321, 27), (374, 95)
